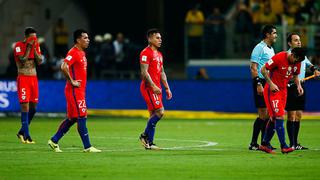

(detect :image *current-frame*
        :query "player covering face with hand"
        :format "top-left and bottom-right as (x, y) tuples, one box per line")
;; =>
(139, 29), (172, 150)
(15, 27), (42, 144)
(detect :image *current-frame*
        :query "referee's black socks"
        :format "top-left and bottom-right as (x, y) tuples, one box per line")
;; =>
(251, 117), (264, 145)
(287, 120), (295, 147)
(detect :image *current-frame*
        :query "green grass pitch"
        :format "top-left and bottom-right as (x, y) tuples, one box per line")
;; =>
(0, 117), (319, 179)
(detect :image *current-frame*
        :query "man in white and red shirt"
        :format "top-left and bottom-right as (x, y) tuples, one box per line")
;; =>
(139, 29), (172, 150)
(259, 47), (306, 154)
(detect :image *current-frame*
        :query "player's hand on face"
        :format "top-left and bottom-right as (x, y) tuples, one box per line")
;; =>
(256, 85), (264, 95)
(27, 39), (35, 47)
(152, 85), (161, 94)
(26, 36), (36, 46)
(166, 88), (172, 100)
(72, 80), (81, 87)
(270, 83), (279, 93)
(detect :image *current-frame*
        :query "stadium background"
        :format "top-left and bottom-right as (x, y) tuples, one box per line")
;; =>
(0, 0), (319, 115)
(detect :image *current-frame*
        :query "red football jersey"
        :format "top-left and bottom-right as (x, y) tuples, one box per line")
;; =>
(64, 47), (87, 89)
(14, 41), (41, 61)
(140, 46), (163, 89)
(265, 51), (301, 89)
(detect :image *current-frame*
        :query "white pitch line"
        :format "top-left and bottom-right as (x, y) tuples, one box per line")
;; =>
(83, 136), (219, 151)
(0, 136), (219, 152)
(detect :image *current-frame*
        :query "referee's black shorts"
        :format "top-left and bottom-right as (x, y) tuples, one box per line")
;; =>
(252, 79), (266, 108)
(285, 83), (306, 111)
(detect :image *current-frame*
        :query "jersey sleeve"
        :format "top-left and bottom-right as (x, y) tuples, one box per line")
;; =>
(14, 42), (24, 57)
(64, 51), (77, 66)
(265, 54), (279, 70)
(140, 50), (150, 65)
(250, 45), (263, 63)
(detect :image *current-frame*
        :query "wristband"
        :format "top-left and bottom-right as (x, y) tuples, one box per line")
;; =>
(253, 76), (261, 85)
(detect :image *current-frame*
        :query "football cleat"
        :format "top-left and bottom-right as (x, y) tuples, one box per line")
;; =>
(24, 137), (35, 144)
(149, 143), (160, 150)
(281, 146), (295, 154)
(259, 145), (276, 154)
(83, 146), (102, 153)
(294, 144), (308, 150)
(16, 133), (25, 143)
(248, 143), (260, 150)
(139, 133), (150, 149)
(48, 139), (62, 152)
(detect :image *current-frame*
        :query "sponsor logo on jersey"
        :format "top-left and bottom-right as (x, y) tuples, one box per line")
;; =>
(66, 55), (72, 61)
(142, 55), (147, 62)
(15, 47), (21, 53)
(267, 59), (273, 65)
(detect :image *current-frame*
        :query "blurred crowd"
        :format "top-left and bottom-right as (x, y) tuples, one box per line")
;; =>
(185, 0), (320, 59)
(5, 1), (320, 80)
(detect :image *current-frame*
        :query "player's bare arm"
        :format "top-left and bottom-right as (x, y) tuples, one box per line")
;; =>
(140, 63), (161, 94)
(33, 45), (43, 65)
(250, 62), (264, 95)
(161, 67), (172, 100)
(293, 74), (304, 96)
(250, 62), (259, 78)
(261, 65), (279, 92)
(61, 62), (81, 87)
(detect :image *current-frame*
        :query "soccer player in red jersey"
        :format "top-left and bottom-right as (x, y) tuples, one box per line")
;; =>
(259, 47), (306, 154)
(48, 29), (101, 153)
(14, 27), (42, 144)
(139, 29), (172, 150)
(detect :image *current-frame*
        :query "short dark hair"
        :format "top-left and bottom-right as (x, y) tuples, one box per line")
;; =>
(261, 25), (276, 39)
(291, 47), (307, 62)
(73, 29), (88, 43)
(24, 27), (37, 36)
(147, 28), (160, 38)
(286, 32), (300, 44)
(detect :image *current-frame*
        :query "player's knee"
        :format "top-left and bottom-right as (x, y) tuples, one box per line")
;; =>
(275, 116), (284, 120)
(20, 103), (29, 112)
(296, 114), (302, 121)
(287, 114), (295, 121)
(155, 110), (164, 118)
